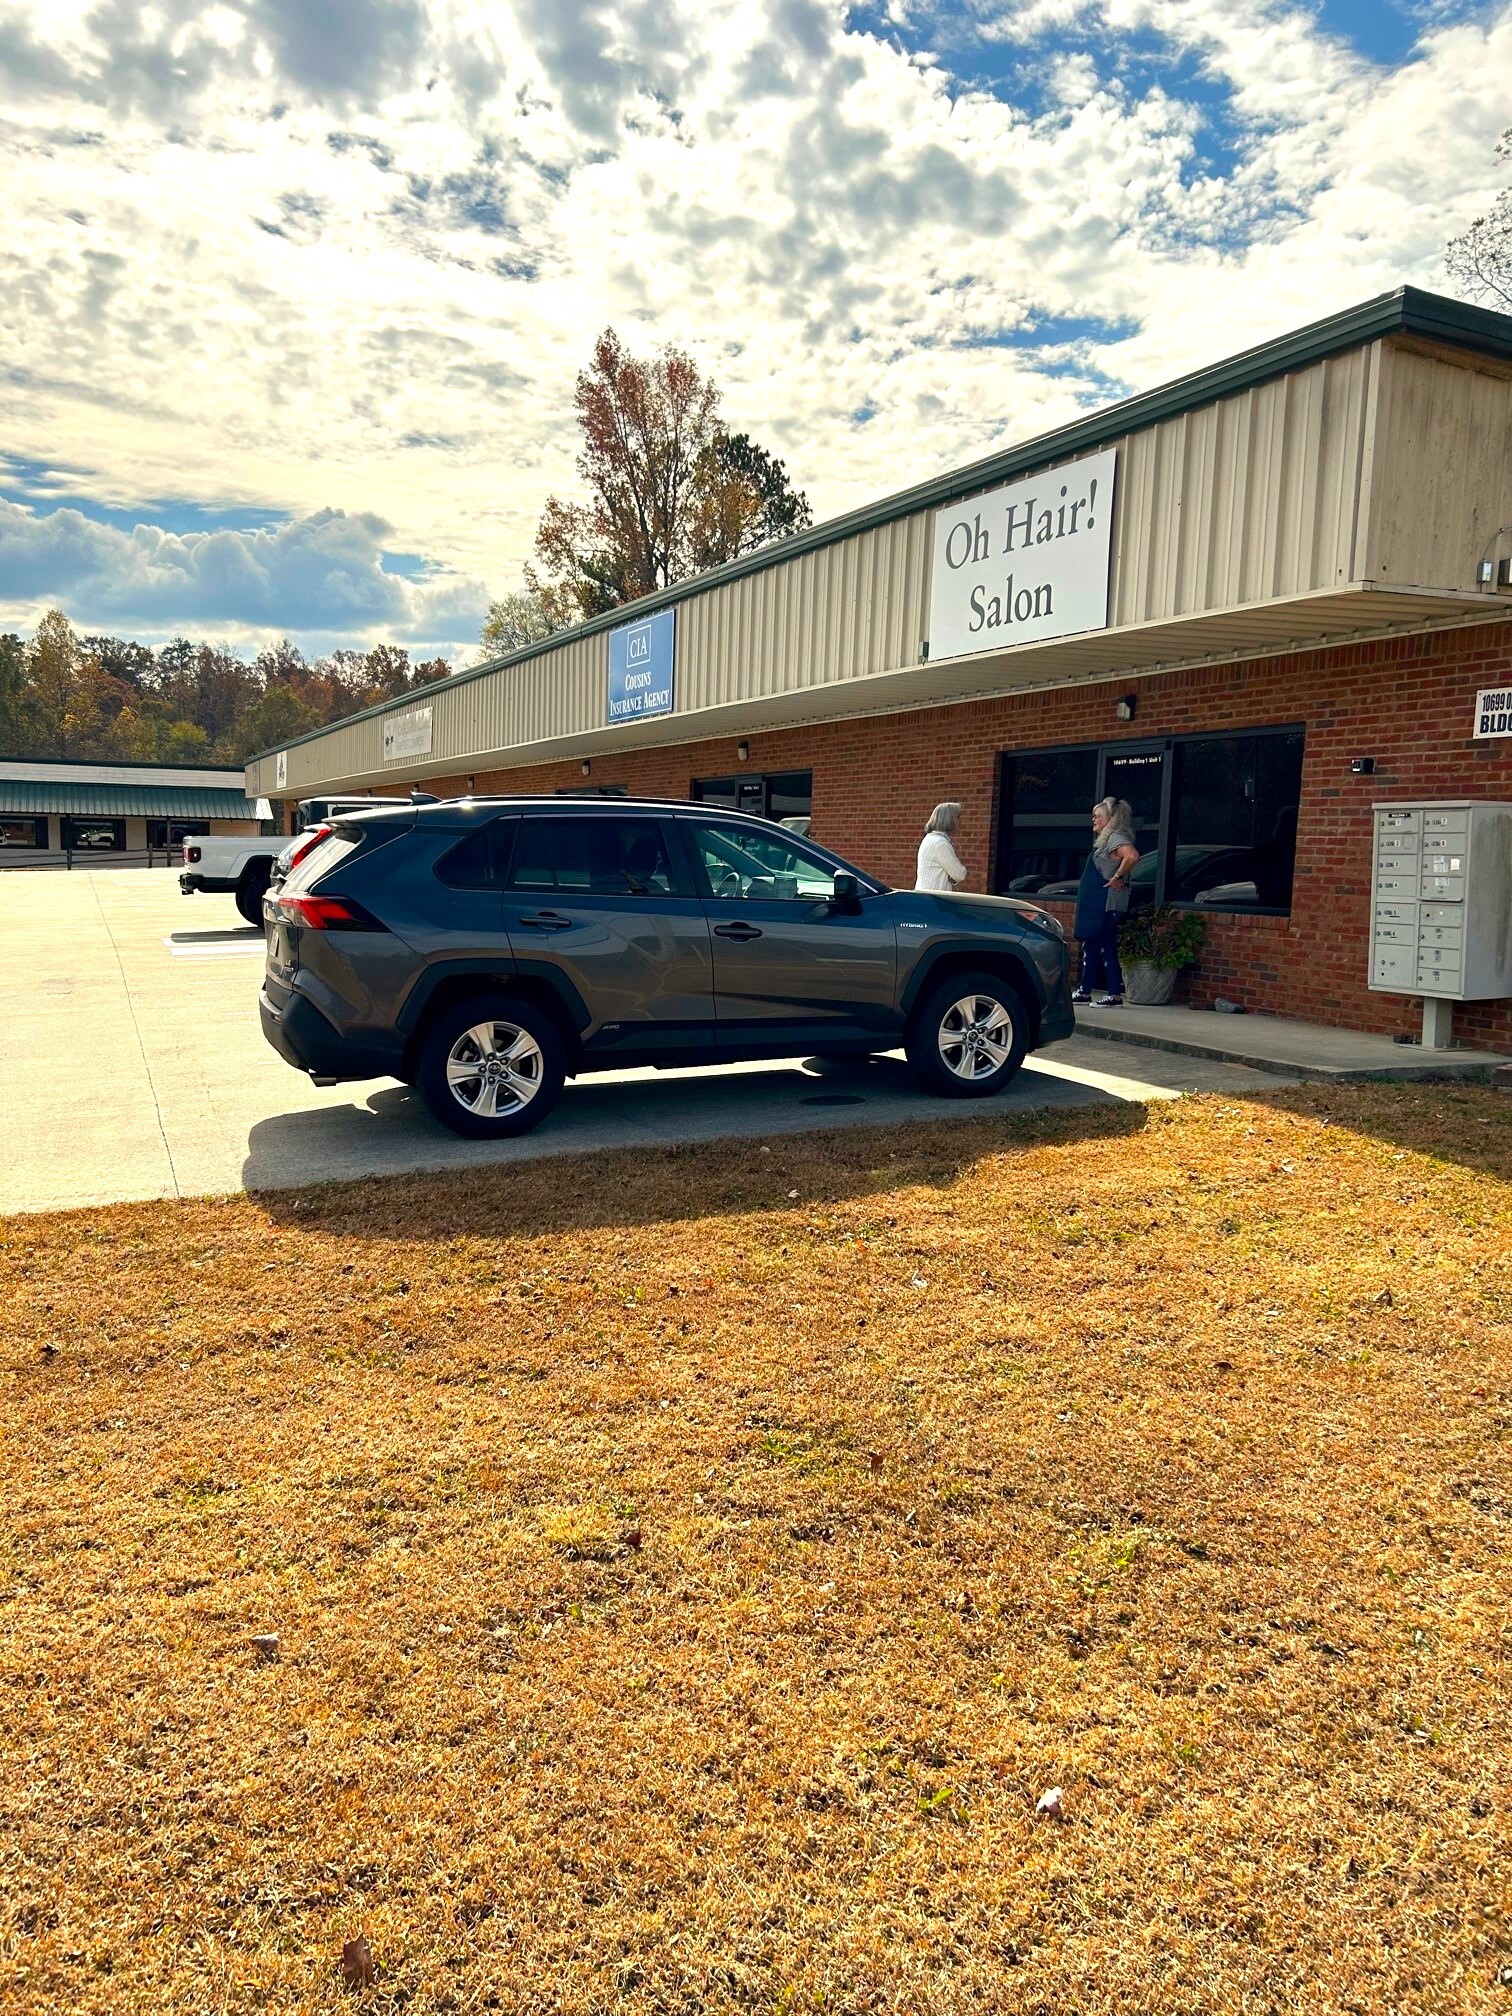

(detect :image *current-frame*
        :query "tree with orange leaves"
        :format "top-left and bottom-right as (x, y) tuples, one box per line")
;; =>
(521, 329), (810, 635)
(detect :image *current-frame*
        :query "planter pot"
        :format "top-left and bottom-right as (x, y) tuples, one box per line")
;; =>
(1124, 959), (1178, 1006)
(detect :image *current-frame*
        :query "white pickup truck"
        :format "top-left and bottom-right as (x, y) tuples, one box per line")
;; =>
(179, 834), (287, 923)
(180, 796), (412, 923)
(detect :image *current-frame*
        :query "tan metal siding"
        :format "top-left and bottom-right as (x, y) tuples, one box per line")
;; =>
(244, 336), (1461, 799)
(1365, 340), (1512, 589)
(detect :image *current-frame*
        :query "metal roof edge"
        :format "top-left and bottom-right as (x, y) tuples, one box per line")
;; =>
(248, 284), (1512, 773)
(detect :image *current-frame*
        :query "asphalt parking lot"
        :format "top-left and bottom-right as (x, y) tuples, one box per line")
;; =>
(0, 869), (1288, 1214)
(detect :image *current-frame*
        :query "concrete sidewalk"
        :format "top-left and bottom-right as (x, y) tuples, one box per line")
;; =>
(1071, 1000), (1510, 1081)
(1, 869), (1291, 1215)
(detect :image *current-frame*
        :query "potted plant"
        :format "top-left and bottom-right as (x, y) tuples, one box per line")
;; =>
(1117, 905), (1206, 1006)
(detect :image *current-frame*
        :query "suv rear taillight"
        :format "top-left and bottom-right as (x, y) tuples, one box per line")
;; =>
(276, 894), (386, 932)
(285, 824), (332, 873)
(186, 845), (201, 864)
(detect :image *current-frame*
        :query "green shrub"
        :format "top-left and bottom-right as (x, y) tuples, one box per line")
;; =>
(1119, 904), (1206, 971)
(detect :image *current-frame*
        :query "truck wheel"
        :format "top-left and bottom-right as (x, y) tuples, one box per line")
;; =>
(236, 862), (271, 926)
(906, 969), (1029, 1098)
(416, 995), (565, 1139)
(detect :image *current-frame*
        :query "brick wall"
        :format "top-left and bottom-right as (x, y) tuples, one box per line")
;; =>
(301, 617), (1512, 1048)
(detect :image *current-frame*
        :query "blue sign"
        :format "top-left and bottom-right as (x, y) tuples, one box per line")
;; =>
(607, 607), (675, 724)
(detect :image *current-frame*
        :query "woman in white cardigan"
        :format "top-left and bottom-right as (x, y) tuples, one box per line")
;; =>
(916, 801), (968, 891)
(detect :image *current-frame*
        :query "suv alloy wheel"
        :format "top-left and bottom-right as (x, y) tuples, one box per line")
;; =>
(905, 968), (1028, 1098)
(416, 994), (566, 1138)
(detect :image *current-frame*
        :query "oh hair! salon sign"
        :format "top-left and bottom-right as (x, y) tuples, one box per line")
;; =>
(927, 448), (1117, 663)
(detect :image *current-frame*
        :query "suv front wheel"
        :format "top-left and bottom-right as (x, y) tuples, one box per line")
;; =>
(417, 995), (565, 1138)
(906, 969), (1028, 1098)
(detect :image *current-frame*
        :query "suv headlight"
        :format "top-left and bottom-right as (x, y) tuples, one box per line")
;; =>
(1021, 907), (1065, 941)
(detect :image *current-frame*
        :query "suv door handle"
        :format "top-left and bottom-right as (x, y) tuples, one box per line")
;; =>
(713, 921), (762, 941)
(519, 910), (573, 931)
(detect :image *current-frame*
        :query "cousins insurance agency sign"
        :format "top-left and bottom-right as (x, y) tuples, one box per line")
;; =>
(608, 608), (676, 724)
(928, 449), (1116, 662)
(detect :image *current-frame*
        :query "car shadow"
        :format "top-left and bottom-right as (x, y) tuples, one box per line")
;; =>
(244, 1058), (1152, 1240)
(165, 926), (263, 944)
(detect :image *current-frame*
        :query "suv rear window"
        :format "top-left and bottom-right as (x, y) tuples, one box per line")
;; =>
(280, 829), (362, 897)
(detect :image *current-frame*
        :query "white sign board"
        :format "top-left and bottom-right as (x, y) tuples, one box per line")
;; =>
(274, 749), (287, 790)
(1472, 686), (1512, 738)
(928, 448), (1116, 663)
(383, 706), (433, 763)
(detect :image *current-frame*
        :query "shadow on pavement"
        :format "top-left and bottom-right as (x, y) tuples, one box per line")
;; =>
(246, 1060), (1151, 1242)
(1244, 1079), (1512, 1180)
(165, 926), (263, 944)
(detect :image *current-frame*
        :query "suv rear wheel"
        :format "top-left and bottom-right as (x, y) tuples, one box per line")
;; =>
(417, 994), (565, 1138)
(906, 969), (1028, 1098)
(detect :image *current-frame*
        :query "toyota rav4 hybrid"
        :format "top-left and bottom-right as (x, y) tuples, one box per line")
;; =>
(259, 796), (1075, 1138)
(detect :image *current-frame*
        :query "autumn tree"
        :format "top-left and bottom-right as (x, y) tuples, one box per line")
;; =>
(477, 587), (558, 661)
(1447, 128), (1512, 311)
(522, 328), (811, 633)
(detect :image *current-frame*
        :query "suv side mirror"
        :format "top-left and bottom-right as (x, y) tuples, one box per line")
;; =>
(829, 871), (861, 912)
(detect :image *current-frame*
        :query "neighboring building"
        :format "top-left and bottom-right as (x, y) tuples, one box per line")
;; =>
(0, 758), (270, 863)
(245, 286), (1512, 1046)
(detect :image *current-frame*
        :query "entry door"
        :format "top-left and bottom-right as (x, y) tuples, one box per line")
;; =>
(686, 819), (897, 1051)
(501, 814), (714, 1059)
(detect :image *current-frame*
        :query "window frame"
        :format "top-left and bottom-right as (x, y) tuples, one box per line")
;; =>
(0, 815), (48, 850)
(993, 723), (1306, 917)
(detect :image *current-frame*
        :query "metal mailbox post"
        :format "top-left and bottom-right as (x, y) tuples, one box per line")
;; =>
(1369, 801), (1512, 1048)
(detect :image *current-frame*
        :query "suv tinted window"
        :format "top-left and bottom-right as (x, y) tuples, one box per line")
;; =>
(693, 821), (839, 901)
(435, 818), (518, 889)
(510, 817), (680, 896)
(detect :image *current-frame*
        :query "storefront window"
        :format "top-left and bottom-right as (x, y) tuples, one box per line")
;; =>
(147, 820), (211, 848)
(0, 816), (47, 850)
(995, 727), (1303, 913)
(1170, 732), (1303, 910)
(62, 817), (127, 852)
(692, 770), (813, 835)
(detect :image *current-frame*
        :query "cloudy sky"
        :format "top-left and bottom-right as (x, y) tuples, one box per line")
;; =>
(1, 0), (1509, 662)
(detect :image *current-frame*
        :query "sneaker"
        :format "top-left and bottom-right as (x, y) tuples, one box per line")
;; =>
(1093, 994), (1123, 1007)
(1070, 989), (1092, 1004)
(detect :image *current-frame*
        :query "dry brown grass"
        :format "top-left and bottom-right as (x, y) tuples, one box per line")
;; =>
(2, 1084), (1510, 2015)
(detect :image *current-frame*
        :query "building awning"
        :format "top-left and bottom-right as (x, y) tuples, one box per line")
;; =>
(0, 782), (266, 819)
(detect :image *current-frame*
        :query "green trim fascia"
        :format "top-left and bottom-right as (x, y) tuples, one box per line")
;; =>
(250, 284), (1512, 771)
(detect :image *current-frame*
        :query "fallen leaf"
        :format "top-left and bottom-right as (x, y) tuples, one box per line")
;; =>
(341, 1935), (376, 1989)
(1035, 1786), (1065, 1820)
(869, 1452), (884, 1477)
(620, 1526), (643, 1552)
(250, 1632), (280, 1661)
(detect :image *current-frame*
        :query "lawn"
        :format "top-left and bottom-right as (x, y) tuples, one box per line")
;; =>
(2, 1084), (1510, 2015)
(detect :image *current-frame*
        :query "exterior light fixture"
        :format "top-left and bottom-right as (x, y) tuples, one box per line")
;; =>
(465, 775), (476, 792)
(919, 640), (930, 662)
(581, 758), (592, 777)
(736, 741), (750, 762)
(1350, 757), (1376, 776)
(1114, 693), (1137, 723)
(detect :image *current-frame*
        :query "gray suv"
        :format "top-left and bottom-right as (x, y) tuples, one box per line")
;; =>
(259, 796), (1074, 1137)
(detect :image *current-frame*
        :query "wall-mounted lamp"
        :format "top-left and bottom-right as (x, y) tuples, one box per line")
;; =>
(918, 640), (930, 663)
(465, 775), (476, 793)
(581, 758), (592, 777)
(1114, 693), (1138, 723)
(736, 741), (750, 762)
(1350, 756), (1376, 776)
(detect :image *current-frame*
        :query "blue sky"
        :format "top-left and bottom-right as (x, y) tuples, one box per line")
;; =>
(0, 0), (1508, 659)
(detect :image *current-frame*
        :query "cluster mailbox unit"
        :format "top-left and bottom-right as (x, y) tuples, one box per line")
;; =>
(1369, 803), (1512, 1047)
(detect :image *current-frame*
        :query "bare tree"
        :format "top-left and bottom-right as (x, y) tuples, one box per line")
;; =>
(1446, 129), (1512, 311)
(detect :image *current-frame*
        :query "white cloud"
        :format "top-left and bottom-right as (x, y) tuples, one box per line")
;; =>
(0, 0), (1507, 653)
(0, 499), (487, 651)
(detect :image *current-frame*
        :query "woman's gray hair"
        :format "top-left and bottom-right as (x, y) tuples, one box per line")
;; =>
(925, 800), (961, 836)
(1095, 796), (1134, 836)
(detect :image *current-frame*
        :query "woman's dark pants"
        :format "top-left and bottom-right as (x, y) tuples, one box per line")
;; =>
(1079, 914), (1125, 997)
